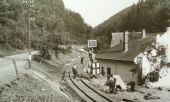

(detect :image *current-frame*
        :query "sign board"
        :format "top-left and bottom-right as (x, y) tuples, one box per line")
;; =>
(88, 40), (97, 48)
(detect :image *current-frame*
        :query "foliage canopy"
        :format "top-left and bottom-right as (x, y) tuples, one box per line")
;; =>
(93, 0), (170, 50)
(0, 0), (92, 59)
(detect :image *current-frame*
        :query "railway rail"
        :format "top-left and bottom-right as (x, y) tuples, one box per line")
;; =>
(68, 69), (113, 102)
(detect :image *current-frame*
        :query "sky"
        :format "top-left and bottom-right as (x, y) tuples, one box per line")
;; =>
(63, 0), (138, 27)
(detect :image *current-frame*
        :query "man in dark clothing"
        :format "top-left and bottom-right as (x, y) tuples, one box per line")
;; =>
(81, 57), (84, 64)
(108, 75), (116, 93)
(88, 50), (93, 62)
(72, 64), (78, 79)
(127, 81), (135, 92)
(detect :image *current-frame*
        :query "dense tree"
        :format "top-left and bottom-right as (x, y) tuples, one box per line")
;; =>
(93, 0), (170, 51)
(0, 0), (91, 59)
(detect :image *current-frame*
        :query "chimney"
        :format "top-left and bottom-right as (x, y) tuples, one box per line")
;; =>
(167, 27), (170, 33)
(142, 29), (146, 38)
(124, 31), (129, 52)
(167, 27), (170, 63)
(110, 33), (114, 48)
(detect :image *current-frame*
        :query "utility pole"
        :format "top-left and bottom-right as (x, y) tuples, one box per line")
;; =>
(23, 0), (35, 68)
(28, 11), (31, 68)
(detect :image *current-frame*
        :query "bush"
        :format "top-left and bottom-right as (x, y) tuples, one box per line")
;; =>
(149, 71), (159, 82)
(33, 54), (42, 62)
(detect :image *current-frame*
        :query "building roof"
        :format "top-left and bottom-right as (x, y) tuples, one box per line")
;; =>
(96, 33), (158, 62)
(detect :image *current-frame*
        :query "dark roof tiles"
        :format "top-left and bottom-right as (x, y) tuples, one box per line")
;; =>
(96, 34), (157, 62)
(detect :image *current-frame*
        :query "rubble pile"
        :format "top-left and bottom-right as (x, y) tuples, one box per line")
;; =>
(0, 74), (70, 102)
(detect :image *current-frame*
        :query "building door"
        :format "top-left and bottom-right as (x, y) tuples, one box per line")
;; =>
(107, 68), (111, 81)
(137, 57), (142, 85)
(101, 67), (104, 76)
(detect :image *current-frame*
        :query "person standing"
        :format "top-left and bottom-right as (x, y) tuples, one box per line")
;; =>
(81, 56), (84, 64)
(72, 64), (78, 79)
(108, 75), (116, 93)
(88, 50), (93, 62)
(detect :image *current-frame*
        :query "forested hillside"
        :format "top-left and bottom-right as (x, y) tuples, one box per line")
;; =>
(93, 0), (170, 50)
(0, 0), (91, 58)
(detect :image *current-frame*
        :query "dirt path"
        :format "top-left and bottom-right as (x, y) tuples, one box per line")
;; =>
(0, 49), (89, 101)
(0, 51), (37, 86)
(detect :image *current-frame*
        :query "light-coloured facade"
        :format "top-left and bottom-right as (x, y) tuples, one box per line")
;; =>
(156, 27), (170, 63)
(98, 59), (137, 84)
(134, 27), (170, 77)
(96, 27), (170, 85)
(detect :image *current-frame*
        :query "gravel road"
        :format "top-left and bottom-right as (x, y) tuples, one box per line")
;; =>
(0, 52), (37, 86)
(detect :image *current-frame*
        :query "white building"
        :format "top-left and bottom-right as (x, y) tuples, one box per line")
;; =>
(96, 28), (170, 86)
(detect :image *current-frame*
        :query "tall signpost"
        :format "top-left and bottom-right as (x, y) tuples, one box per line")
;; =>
(88, 40), (97, 62)
(88, 40), (100, 75)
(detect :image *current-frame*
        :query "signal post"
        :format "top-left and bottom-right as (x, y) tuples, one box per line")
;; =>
(87, 40), (100, 75)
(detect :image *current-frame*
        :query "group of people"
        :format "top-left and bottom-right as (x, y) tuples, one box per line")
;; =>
(72, 53), (118, 94)
(72, 55), (92, 79)
(72, 63), (92, 79)
(72, 55), (84, 79)
(72, 65), (119, 94)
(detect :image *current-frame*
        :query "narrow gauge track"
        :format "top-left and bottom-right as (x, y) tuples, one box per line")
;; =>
(69, 69), (113, 102)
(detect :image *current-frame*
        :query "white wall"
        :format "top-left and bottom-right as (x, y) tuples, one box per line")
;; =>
(156, 28), (170, 63)
(133, 30), (170, 78)
(134, 53), (151, 77)
(110, 32), (124, 48)
(156, 33), (167, 45)
(167, 27), (170, 63)
(98, 60), (137, 84)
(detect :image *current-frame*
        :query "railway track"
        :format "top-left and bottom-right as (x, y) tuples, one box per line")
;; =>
(68, 69), (113, 102)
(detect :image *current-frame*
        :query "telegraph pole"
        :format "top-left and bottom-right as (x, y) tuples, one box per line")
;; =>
(28, 11), (31, 68)
(23, 0), (35, 68)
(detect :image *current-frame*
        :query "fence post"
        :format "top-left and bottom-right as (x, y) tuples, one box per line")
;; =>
(12, 58), (19, 78)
